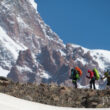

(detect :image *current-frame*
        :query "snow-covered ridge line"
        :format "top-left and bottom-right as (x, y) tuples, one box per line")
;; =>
(71, 43), (110, 52)
(71, 43), (110, 70)
(28, 0), (37, 11)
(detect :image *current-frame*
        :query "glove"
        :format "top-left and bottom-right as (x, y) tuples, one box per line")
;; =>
(101, 77), (103, 80)
(86, 75), (88, 78)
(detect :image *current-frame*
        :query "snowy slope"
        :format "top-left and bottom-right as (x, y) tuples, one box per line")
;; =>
(70, 43), (110, 71)
(0, 93), (73, 110)
(0, 67), (9, 77)
(0, 93), (103, 110)
(90, 49), (110, 70)
(0, 26), (27, 77)
(0, 26), (27, 59)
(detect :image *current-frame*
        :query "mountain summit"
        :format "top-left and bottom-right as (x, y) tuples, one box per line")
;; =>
(0, 0), (110, 87)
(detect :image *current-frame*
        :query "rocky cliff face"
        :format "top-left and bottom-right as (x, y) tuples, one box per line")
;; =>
(0, 0), (110, 87)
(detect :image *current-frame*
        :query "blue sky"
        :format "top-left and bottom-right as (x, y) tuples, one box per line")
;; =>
(36, 0), (110, 50)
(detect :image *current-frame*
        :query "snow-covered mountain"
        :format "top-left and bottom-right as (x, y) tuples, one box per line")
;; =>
(0, 0), (110, 86)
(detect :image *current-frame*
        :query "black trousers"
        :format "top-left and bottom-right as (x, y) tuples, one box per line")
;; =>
(90, 77), (96, 89)
(107, 81), (110, 85)
(72, 79), (77, 88)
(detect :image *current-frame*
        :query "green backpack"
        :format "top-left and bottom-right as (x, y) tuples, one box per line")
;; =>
(93, 68), (100, 80)
(71, 69), (80, 79)
(75, 73), (80, 79)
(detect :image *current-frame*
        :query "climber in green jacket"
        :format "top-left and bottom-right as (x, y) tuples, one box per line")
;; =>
(101, 69), (110, 87)
(70, 67), (82, 88)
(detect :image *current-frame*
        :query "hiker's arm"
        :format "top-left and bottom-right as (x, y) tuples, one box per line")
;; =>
(86, 75), (90, 79)
(101, 76), (106, 80)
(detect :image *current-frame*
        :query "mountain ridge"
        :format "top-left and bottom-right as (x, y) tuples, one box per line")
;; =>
(0, 0), (110, 87)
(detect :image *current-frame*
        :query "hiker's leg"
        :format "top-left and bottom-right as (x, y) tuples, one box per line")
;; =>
(93, 80), (96, 90)
(72, 80), (76, 88)
(74, 81), (77, 88)
(90, 80), (92, 89)
(75, 81), (77, 88)
(106, 81), (110, 89)
(73, 80), (77, 88)
(72, 79), (77, 88)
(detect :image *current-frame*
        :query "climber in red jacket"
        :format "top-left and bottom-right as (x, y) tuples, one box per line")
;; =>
(86, 70), (96, 89)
